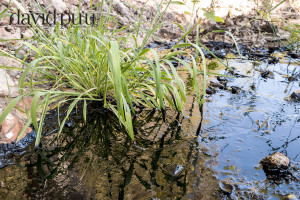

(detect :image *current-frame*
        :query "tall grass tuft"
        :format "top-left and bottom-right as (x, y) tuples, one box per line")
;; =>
(0, 0), (226, 145)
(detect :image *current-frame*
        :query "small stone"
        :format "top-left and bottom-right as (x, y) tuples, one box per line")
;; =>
(260, 152), (290, 172)
(22, 29), (34, 38)
(225, 17), (234, 26)
(0, 113), (32, 143)
(117, 16), (129, 26)
(291, 90), (300, 101)
(0, 68), (19, 97)
(217, 76), (228, 82)
(16, 97), (34, 119)
(206, 87), (216, 95)
(43, 0), (68, 13)
(69, 0), (79, 5)
(0, 6), (9, 25)
(0, 56), (21, 77)
(282, 193), (298, 200)
(210, 81), (225, 89)
(113, 0), (130, 16)
(219, 181), (233, 194)
(231, 86), (240, 94)
(0, 27), (21, 44)
(261, 70), (274, 79)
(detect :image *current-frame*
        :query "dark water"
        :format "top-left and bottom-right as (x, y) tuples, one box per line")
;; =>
(0, 52), (299, 199)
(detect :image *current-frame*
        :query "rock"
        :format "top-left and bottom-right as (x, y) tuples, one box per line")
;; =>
(231, 86), (240, 94)
(217, 76), (228, 82)
(289, 53), (299, 59)
(117, 15), (129, 26)
(0, 113), (32, 143)
(260, 152), (290, 172)
(225, 17), (234, 26)
(268, 57), (279, 64)
(43, 0), (68, 13)
(16, 97), (33, 119)
(291, 90), (300, 101)
(0, 27), (21, 45)
(0, 6), (9, 25)
(22, 29), (34, 38)
(210, 81), (225, 89)
(0, 113), (21, 142)
(260, 22), (278, 34)
(0, 56), (21, 77)
(219, 181), (233, 194)
(261, 70), (274, 79)
(206, 87), (216, 95)
(282, 193), (298, 200)
(69, 0), (79, 5)
(0, 68), (19, 97)
(113, 0), (130, 16)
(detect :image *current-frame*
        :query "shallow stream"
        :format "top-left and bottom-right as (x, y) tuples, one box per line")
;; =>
(0, 48), (299, 199)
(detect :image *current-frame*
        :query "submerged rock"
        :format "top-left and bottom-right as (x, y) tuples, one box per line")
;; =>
(219, 181), (233, 194)
(260, 152), (290, 172)
(261, 70), (274, 79)
(230, 86), (241, 94)
(291, 90), (300, 101)
(210, 81), (225, 89)
(206, 87), (216, 95)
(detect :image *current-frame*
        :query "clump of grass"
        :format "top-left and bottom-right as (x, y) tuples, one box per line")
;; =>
(0, 0), (225, 145)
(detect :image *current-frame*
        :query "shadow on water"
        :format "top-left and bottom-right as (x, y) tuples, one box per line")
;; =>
(0, 104), (227, 200)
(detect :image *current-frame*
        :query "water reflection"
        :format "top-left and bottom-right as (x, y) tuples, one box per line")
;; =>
(0, 106), (227, 199)
(0, 55), (299, 199)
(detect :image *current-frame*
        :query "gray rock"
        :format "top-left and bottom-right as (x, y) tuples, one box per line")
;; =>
(0, 27), (21, 45)
(22, 29), (34, 38)
(260, 152), (290, 172)
(0, 68), (19, 97)
(43, 0), (68, 13)
(0, 56), (21, 77)
(113, 0), (130, 16)
(69, 0), (79, 5)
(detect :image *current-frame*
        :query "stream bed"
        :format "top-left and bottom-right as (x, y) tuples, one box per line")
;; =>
(0, 48), (299, 199)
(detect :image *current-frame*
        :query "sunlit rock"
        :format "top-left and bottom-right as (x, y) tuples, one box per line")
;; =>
(0, 113), (32, 143)
(260, 152), (290, 172)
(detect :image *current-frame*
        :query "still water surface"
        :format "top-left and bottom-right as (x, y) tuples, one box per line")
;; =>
(0, 53), (299, 199)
